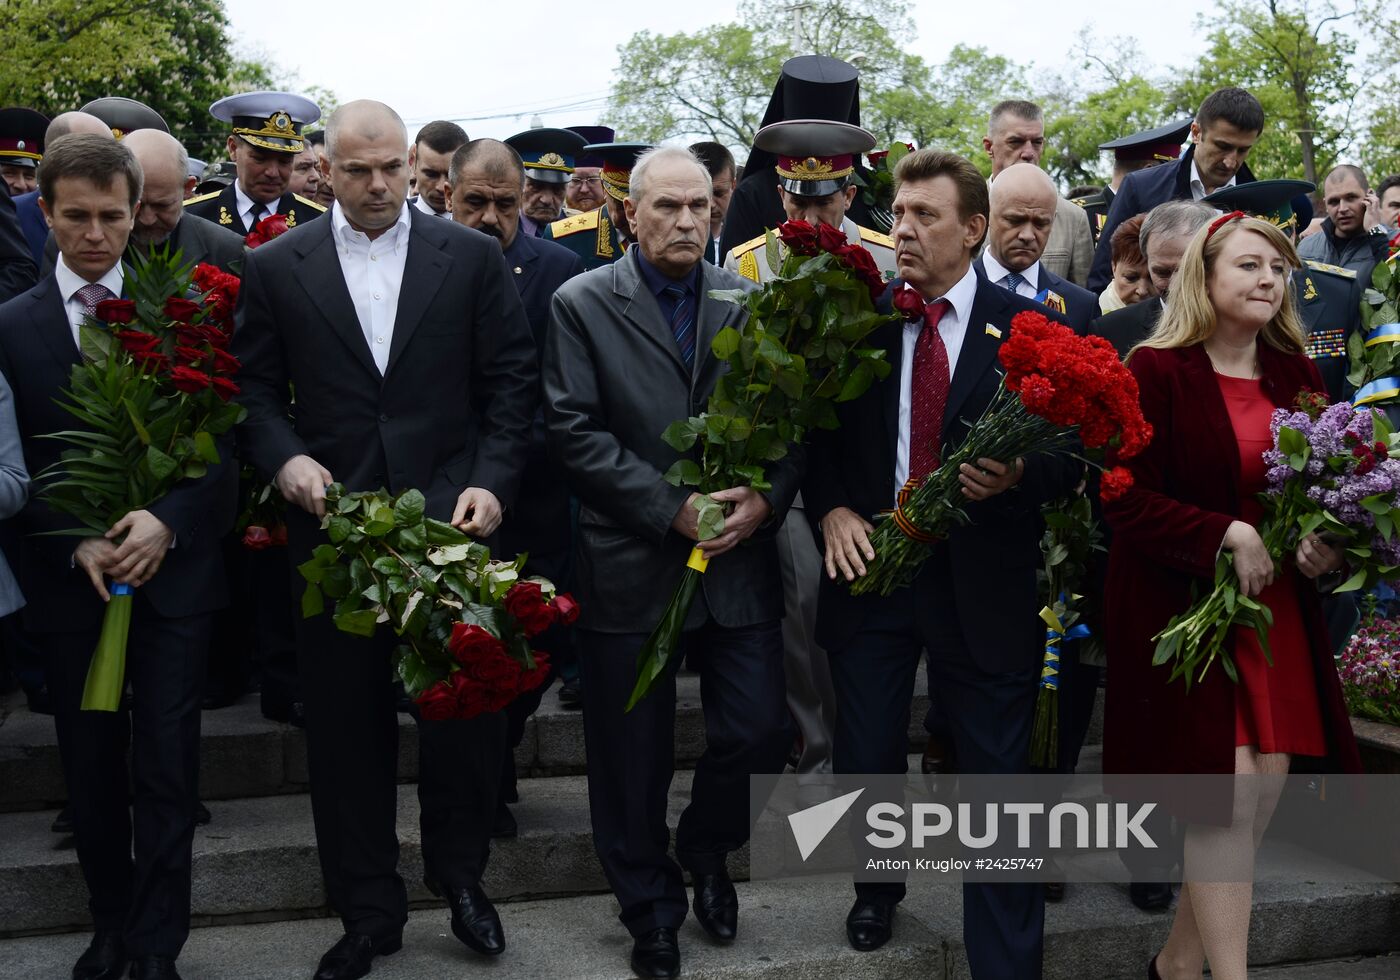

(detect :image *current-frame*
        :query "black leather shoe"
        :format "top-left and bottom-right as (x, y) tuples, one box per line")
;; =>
(920, 735), (955, 775)
(128, 955), (181, 979)
(52, 805), (74, 835)
(846, 898), (894, 952)
(432, 882), (505, 955)
(629, 927), (680, 979)
(557, 677), (582, 709)
(72, 929), (126, 980)
(691, 871), (737, 942)
(194, 802), (211, 826)
(312, 933), (402, 980)
(260, 696), (306, 728)
(25, 682), (53, 715)
(491, 801), (518, 839)
(1130, 881), (1173, 911)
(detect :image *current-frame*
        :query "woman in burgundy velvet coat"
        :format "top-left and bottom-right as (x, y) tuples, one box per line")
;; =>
(1101, 214), (1361, 980)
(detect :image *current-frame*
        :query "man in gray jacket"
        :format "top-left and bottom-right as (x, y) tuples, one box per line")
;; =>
(544, 145), (799, 980)
(1298, 164), (1392, 287)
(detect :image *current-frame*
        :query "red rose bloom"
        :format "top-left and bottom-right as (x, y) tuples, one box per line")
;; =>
(169, 366), (212, 393)
(114, 329), (159, 353)
(174, 345), (207, 366)
(892, 284), (925, 321)
(503, 581), (556, 637)
(210, 376), (240, 401)
(94, 298), (136, 324)
(269, 523), (287, 546)
(246, 213), (290, 248)
(130, 349), (171, 373)
(835, 243), (886, 300)
(447, 623), (507, 666)
(242, 525), (272, 550)
(518, 651), (551, 693)
(210, 348), (241, 374)
(415, 675), (464, 721)
(777, 219), (819, 256)
(550, 593), (580, 625)
(1099, 466), (1134, 502)
(164, 297), (202, 323)
(816, 222), (848, 254)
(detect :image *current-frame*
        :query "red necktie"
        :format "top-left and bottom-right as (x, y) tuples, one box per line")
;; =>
(908, 298), (950, 481)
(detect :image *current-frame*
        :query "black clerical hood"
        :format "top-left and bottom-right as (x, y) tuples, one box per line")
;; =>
(740, 55), (861, 184)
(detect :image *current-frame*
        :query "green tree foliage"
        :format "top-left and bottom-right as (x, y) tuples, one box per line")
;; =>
(0, 1), (336, 161)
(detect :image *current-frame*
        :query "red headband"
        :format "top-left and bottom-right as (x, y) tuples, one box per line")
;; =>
(1206, 210), (1245, 240)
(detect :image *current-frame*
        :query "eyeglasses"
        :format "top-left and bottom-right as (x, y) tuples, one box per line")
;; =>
(568, 176), (603, 188)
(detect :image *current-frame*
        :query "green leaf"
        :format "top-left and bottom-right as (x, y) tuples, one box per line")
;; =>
(193, 430), (220, 464)
(428, 542), (476, 565)
(662, 419), (699, 451)
(333, 608), (381, 637)
(393, 489), (425, 526)
(395, 646), (438, 698)
(301, 582), (324, 618)
(664, 458), (702, 487)
(1335, 567), (1369, 592)
(711, 326), (741, 360)
(695, 495), (726, 540)
(145, 445), (177, 482)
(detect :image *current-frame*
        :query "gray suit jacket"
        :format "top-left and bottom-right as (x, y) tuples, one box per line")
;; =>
(0, 371), (28, 616)
(543, 249), (802, 633)
(1041, 195), (1095, 288)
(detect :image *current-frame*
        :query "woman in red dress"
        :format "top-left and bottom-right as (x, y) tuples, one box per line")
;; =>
(1102, 214), (1362, 980)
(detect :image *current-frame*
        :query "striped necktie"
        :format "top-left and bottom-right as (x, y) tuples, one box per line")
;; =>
(663, 282), (696, 369)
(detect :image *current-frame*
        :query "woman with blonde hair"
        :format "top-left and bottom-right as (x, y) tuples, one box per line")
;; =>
(1102, 213), (1362, 980)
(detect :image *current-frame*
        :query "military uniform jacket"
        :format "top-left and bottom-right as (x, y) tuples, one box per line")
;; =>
(722, 217), (897, 284)
(543, 207), (626, 271)
(1297, 259), (1362, 403)
(1072, 186), (1114, 246)
(184, 184), (325, 238)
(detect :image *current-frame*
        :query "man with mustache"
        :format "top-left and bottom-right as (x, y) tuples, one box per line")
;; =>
(444, 137), (583, 836)
(544, 145), (798, 979)
(185, 91), (326, 237)
(505, 128), (586, 237)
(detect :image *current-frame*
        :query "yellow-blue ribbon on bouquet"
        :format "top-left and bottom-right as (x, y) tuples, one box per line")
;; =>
(1038, 598), (1090, 691)
(1356, 376), (1400, 406)
(1363, 323), (1400, 347)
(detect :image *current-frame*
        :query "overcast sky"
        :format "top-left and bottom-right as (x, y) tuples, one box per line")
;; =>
(223, 0), (1226, 140)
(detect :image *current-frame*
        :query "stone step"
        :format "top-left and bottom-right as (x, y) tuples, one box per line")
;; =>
(1, 865), (1394, 979)
(0, 667), (947, 811)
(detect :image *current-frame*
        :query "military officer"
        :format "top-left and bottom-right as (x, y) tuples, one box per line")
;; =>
(1074, 118), (1193, 246)
(723, 120), (897, 284)
(0, 108), (47, 197)
(564, 126), (612, 214)
(79, 96), (170, 138)
(505, 128), (588, 238)
(722, 119), (896, 777)
(184, 91), (324, 236)
(544, 141), (650, 271)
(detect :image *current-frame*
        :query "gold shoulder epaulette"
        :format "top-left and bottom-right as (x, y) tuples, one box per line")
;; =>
(732, 233), (768, 256)
(1304, 259), (1357, 279)
(549, 209), (600, 237)
(858, 226), (895, 249)
(293, 194), (326, 212)
(1070, 196), (1089, 207)
(183, 190), (221, 207)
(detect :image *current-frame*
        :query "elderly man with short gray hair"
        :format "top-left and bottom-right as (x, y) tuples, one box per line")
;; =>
(544, 144), (800, 980)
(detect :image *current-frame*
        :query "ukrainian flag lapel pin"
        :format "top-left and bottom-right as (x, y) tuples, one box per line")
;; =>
(985, 323), (1002, 339)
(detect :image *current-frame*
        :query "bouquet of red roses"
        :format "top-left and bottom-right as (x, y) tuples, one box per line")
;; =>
(298, 485), (578, 719)
(850, 307), (1152, 596)
(38, 249), (244, 711)
(625, 219), (895, 710)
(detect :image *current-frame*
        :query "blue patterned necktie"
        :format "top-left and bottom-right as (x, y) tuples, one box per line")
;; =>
(664, 282), (696, 369)
(1001, 270), (1026, 293)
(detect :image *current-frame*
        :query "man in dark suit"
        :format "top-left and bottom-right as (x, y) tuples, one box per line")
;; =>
(805, 149), (1080, 977)
(975, 162), (1099, 332)
(184, 92), (325, 237)
(0, 134), (235, 980)
(1087, 87), (1265, 292)
(233, 101), (538, 980)
(1090, 199), (1217, 356)
(543, 146), (799, 980)
(444, 137), (585, 834)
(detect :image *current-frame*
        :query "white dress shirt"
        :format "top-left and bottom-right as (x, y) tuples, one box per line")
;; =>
(1189, 159), (1236, 201)
(895, 263), (979, 496)
(332, 202), (411, 374)
(234, 182), (280, 229)
(411, 194), (444, 217)
(54, 255), (125, 349)
(980, 250), (1042, 301)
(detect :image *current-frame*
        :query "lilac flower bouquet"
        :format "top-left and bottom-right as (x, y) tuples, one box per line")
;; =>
(1337, 614), (1400, 725)
(1154, 398), (1400, 690)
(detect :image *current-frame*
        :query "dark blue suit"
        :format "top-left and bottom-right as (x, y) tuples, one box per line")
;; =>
(1086, 147), (1257, 292)
(14, 190), (46, 268)
(975, 255), (1099, 334)
(806, 272), (1080, 979)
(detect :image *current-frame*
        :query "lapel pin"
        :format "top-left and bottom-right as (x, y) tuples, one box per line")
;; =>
(985, 323), (1002, 339)
(513, 266), (522, 274)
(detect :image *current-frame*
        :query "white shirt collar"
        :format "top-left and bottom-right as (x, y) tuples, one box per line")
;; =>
(1189, 158), (1236, 200)
(332, 201), (412, 249)
(980, 250), (1041, 293)
(923, 262), (979, 325)
(412, 194), (442, 217)
(234, 181), (279, 223)
(54, 253), (124, 305)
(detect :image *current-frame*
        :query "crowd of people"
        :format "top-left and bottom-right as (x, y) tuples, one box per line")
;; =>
(0, 49), (1386, 980)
